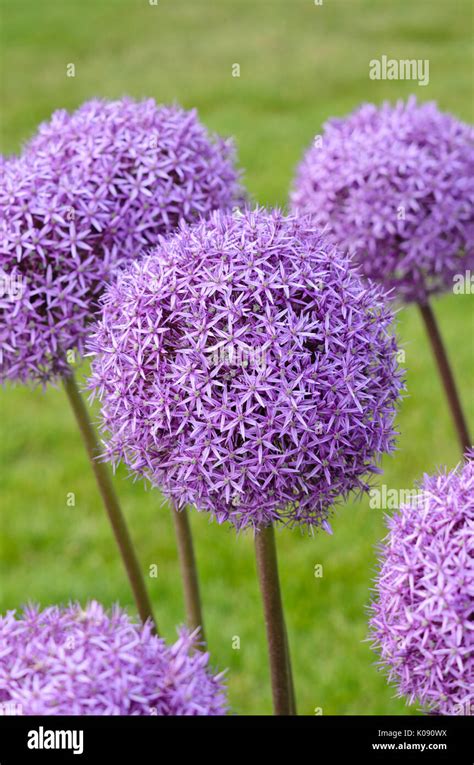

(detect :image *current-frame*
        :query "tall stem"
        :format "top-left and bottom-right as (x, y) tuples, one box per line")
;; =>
(170, 503), (206, 646)
(255, 524), (294, 715)
(419, 302), (471, 453)
(62, 372), (157, 631)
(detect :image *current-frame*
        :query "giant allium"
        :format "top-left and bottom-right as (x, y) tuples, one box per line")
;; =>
(0, 602), (227, 715)
(369, 455), (474, 715)
(291, 97), (474, 303)
(0, 155), (120, 384)
(24, 98), (244, 247)
(0, 99), (243, 384)
(88, 207), (403, 530)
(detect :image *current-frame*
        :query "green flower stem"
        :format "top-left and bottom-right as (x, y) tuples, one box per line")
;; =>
(170, 503), (206, 647)
(419, 302), (471, 453)
(255, 523), (295, 715)
(63, 372), (157, 631)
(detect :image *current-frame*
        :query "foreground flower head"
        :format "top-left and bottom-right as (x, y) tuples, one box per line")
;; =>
(369, 454), (474, 715)
(291, 97), (474, 304)
(0, 602), (227, 715)
(89, 207), (403, 530)
(0, 99), (243, 385)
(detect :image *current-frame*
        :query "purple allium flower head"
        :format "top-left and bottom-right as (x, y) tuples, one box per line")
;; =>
(369, 455), (474, 715)
(0, 99), (243, 385)
(24, 98), (244, 244)
(291, 97), (474, 304)
(0, 155), (119, 384)
(0, 601), (227, 715)
(88, 207), (403, 530)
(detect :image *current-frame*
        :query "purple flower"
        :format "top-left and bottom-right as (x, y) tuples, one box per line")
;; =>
(88, 207), (403, 530)
(369, 454), (474, 715)
(25, 99), (244, 246)
(0, 99), (243, 385)
(0, 602), (227, 715)
(291, 97), (474, 304)
(0, 156), (118, 384)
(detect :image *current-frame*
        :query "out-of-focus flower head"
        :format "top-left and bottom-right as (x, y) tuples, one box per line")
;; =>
(25, 98), (245, 250)
(291, 97), (474, 303)
(0, 601), (227, 715)
(369, 453), (474, 715)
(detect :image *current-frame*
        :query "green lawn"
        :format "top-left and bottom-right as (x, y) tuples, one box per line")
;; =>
(1, 0), (473, 715)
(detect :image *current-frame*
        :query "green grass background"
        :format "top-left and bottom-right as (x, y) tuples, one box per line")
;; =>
(0, 0), (473, 715)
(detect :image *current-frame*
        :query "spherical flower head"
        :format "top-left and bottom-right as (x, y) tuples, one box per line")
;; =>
(0, 99), (244, 386)
(24, 98), (244, 247)
(88, 207), (403, 530)
(291, 97), (474, 304)
(1, 155), (120, 384)
(369, 455), (474, 715)
(0, 601), (227, 715)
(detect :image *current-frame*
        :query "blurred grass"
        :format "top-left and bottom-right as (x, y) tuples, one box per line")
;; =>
(0, 0), (473, 715)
